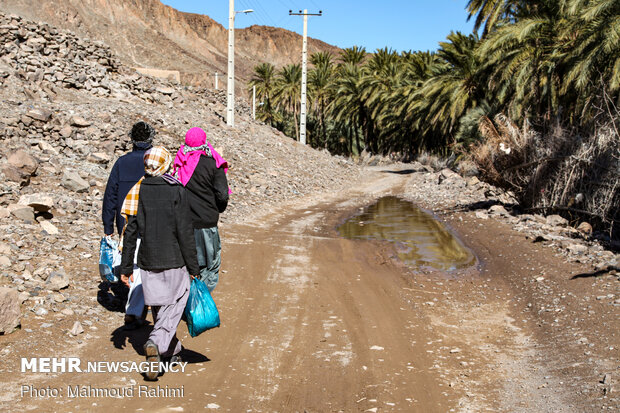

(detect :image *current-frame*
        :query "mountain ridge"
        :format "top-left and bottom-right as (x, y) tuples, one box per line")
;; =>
(0, 0), (340, 86)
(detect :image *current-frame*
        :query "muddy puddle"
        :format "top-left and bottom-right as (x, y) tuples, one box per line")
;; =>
(338, 196), (475, 271)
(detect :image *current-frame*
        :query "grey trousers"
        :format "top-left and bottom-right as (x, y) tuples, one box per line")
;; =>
(194, 227), (221, 292)
(142, 267), (190, 357)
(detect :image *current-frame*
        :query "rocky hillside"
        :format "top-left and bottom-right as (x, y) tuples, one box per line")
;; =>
(0, 12), (359, 334)
(0, 0), (341, 85)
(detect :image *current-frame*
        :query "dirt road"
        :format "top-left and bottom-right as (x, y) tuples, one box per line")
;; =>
(1, 166), (618, 412)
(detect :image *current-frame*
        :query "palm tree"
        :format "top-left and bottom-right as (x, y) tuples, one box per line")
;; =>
(329, 62), (367, 154)
(339, 46), (367, 66)
(560, 0), (620, 93)
(308, 57), (334, 148)
(411, 32), (482, 149)
(476, 1), (563, 122)
(248, 63), (277, 125)
(273, 64), (302, 140)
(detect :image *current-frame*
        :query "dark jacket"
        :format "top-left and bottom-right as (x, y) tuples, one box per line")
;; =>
(102, 147), (149, 235)
(185, 155), (229, 229)
(120, 176), (200, 276)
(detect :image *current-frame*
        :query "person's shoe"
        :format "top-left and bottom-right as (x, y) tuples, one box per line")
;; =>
(124, 314), (143, 331)
(169, 354), (182, 364)
(143, 340), (160, 381)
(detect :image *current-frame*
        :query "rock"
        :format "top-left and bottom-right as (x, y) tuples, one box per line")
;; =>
(34, 307), (48, 316)
(7, 204), (35, 222)
(52, 293), (66, 303)
(7, 150), (38, 176)
(0, 242), (10, 255)
(18, 193), (54, 212)
(546, 214), (568, 227)
(61, 170), (89, 192)
(0, 255), (10, 267)
(70, 321), (84, 336)
(38, 140), (58, 154)
(567, 243), (588, 256)
(59, 125), (73, 138)
(25, 108), (53, 122)
(70, 116), (92, 127)
(87, 152), (111, 164)
(577, 222), (593, 237)
(156, 86), (175, 95)
(1, 165), (30, 186)
(61, 308), (74, 316)
(489, 205), (509, 216)
(0, 208), (9, 219)
(0, 287), (21, 334)
(475, 211), (489, 220)
(39, 220), (59, 235)
(46, 270), (69, 291)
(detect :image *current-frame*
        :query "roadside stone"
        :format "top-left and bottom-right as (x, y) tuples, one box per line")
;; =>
(25, 107), (52, 122)
(546, 214), (568, 227)
(577, 222), (593, 237)
(87, 152), (111, 164)
(7, 203), (35, 222)
(567, 244), (589, 256)
(59, 124), (73, 138)
(34, 307), (48, 316)
(70, 320), (84, 336)
(39, 220), (59, 235)
(70, 116), (91, 127)
(0, 287), (21, 334)
(46, 270), (69, 291)
(1, 164), (30, 186)
(38, 140), (58, 154)
(7, 150), (38, 176)
(0, 255), (10, 267)
(18, 193), (54, 212)
(61, 170), (89, 192)
(475, 211), (489, 220)
(61, 308), (74, 316)
(156, 86), (175, 95)
(489, 205), (509, 216)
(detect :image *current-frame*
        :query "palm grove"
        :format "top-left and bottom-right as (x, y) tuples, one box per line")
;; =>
(248, 0), (619, 236)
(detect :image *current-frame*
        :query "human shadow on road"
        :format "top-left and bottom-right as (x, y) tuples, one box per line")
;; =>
(110, 325), (210, 363)
(571, 266), (618, 279)
(380, 169), (418, 175)
(97, 281), (129, 313)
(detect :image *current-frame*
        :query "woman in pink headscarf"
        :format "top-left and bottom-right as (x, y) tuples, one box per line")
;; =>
(173, 127), (229, 292)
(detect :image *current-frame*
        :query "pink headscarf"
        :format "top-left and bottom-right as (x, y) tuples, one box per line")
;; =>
(173, 127), (230, 190)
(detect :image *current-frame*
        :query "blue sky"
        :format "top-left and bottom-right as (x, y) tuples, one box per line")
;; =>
(160, 0), (475, 53)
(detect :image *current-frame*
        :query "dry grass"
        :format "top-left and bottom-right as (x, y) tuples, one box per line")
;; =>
(470, 113), (619, 238)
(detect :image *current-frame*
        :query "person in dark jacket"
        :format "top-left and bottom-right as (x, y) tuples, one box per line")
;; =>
(102, 121), (154, 236)
(121, 146), (199, 381)
(173, 127), (229, 292)
(102, 121), (155, 329)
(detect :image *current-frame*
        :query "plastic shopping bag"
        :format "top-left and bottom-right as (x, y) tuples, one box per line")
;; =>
(99, 236), (119, 282)
(184, 277), (220, 337)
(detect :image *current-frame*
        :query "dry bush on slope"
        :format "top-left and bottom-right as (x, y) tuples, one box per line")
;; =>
(471, 113), (619, 238)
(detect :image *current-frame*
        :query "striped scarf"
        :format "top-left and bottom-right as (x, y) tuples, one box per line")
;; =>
(121, 146), (174, 229)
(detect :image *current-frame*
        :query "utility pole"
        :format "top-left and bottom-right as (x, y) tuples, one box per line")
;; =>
(226, 1), (253, 127)
(289, 9), (322, 145)
(252, 85), (256, 120)
(226, 0), (234, 126)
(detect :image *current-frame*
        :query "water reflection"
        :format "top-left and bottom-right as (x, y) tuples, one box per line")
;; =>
(338, 196), (475, 271)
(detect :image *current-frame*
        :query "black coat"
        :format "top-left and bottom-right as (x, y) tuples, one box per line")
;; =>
(120, 176), (199, 276)
(185, 155), (229, 229)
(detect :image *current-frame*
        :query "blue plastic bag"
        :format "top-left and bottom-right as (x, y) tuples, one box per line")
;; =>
(184, 277), (220, 337)
(99, 236), (119, 282)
